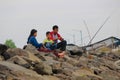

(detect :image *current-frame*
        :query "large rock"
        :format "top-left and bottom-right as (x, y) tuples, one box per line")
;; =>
(0, 44), (10, 60)
(99, 70), (120, 80)
(66, 44), (83, 56)
(0, 61), (44, 80)
(72, 68), (103, 80)
(44, 60), (62, 74)
(114, 60), (120, 70)
(7, 48), (28, 57)
(0, 44), (8, 54)
(0, 56), (3, 61)
(25, 44), (40, 55)
(34, 62), (53, 75)
(7, 48), (41, 63)
(7, 56), (30, 68)
(64, 55), (79, 66)
(43, 75), (60, 80)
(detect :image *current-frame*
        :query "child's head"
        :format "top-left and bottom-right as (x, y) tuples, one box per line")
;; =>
(46, 31), (51, 38)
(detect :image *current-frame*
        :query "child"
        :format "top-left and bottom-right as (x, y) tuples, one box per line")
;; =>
(44, 31), (64, 58)
(43, 31), (57, 50)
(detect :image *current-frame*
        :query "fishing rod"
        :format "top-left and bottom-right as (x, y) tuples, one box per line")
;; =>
(88, 16), (111, 45)
(83, 20), (92, 41)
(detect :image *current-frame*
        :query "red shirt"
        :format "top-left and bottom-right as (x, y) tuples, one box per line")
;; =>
(50, 31), (63, 43)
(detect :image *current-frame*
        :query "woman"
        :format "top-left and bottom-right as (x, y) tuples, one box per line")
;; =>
(27, 29), (43, 49)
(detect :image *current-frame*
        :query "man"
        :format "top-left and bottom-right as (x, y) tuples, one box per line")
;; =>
(50, 25), (67, 52)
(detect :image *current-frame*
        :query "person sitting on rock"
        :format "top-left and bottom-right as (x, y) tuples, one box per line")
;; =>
(27, 29), (43, 49)
(50, 25), (67, 57)
(43, 31), (57, 50)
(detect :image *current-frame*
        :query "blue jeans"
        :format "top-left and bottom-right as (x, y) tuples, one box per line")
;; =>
(45, 43), (57, 50)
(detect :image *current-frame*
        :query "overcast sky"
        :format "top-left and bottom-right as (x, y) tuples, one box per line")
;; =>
(0, 0), (120, 48)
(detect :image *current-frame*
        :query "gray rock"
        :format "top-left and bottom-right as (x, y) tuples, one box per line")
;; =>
(0, 61), (44, 80)
(43, 75), (60, 80)
(99, 71), (120, 80)
(34, 62), (53, 75)
(7, 48), (41, 63)
(7, 48), (28, 57)
(114, 60), (120, 70)
(25, 44), (40, 55)
(66, 44), (83, 56)
(7, 55), (30, 68)
(44, 60), (62, 74)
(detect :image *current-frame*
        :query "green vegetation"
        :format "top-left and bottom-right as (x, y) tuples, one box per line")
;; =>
(5, 39), (16, 48)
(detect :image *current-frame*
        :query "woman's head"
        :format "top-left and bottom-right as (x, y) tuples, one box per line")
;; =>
(30, 29), (37, 37)
(27, 29), (37, 44)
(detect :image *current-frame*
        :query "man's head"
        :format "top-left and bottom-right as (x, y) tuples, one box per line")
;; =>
(53, 25), (59, 33)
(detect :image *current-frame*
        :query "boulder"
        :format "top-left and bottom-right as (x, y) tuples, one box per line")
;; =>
(72, 68), (103, 80)
(0, 56), (3, 61)
(1, 52), (10, 60)
(7, 55), (30, 68)
(25, 51), (42, 63)
(99, 70), (120, 80)
(7, 48), (41, 63)
(67, 58), (79, 66)
(43, 75), (60, 80)
(0, 44), (8, 54)
(24, 44), (40, 55)
(114, 60), (120, 69)
(0, 44), (10, 60)
(7, 48), (28, 57)
(34, 62), (53, 75)
(44, 60), (62, 74)
(66, 44), (83, 56)
(0, 61), (44, 80)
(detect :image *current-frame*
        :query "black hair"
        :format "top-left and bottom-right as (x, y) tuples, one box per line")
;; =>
(46, 31), (50, 35)
(53, 25), (59, 30)
(27, 29), (37, 44)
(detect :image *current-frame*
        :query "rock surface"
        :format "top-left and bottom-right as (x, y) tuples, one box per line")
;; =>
(0, 44), (120, 80)
(0, 61), (44, 80)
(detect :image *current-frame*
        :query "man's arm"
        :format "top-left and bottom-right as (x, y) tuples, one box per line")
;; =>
(57, 33), (64, 41)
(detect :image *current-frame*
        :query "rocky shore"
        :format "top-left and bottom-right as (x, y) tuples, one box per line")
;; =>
(0, 44), (120, 80)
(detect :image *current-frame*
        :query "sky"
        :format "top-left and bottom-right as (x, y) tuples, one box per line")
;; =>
(0, 0), (120, 48)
